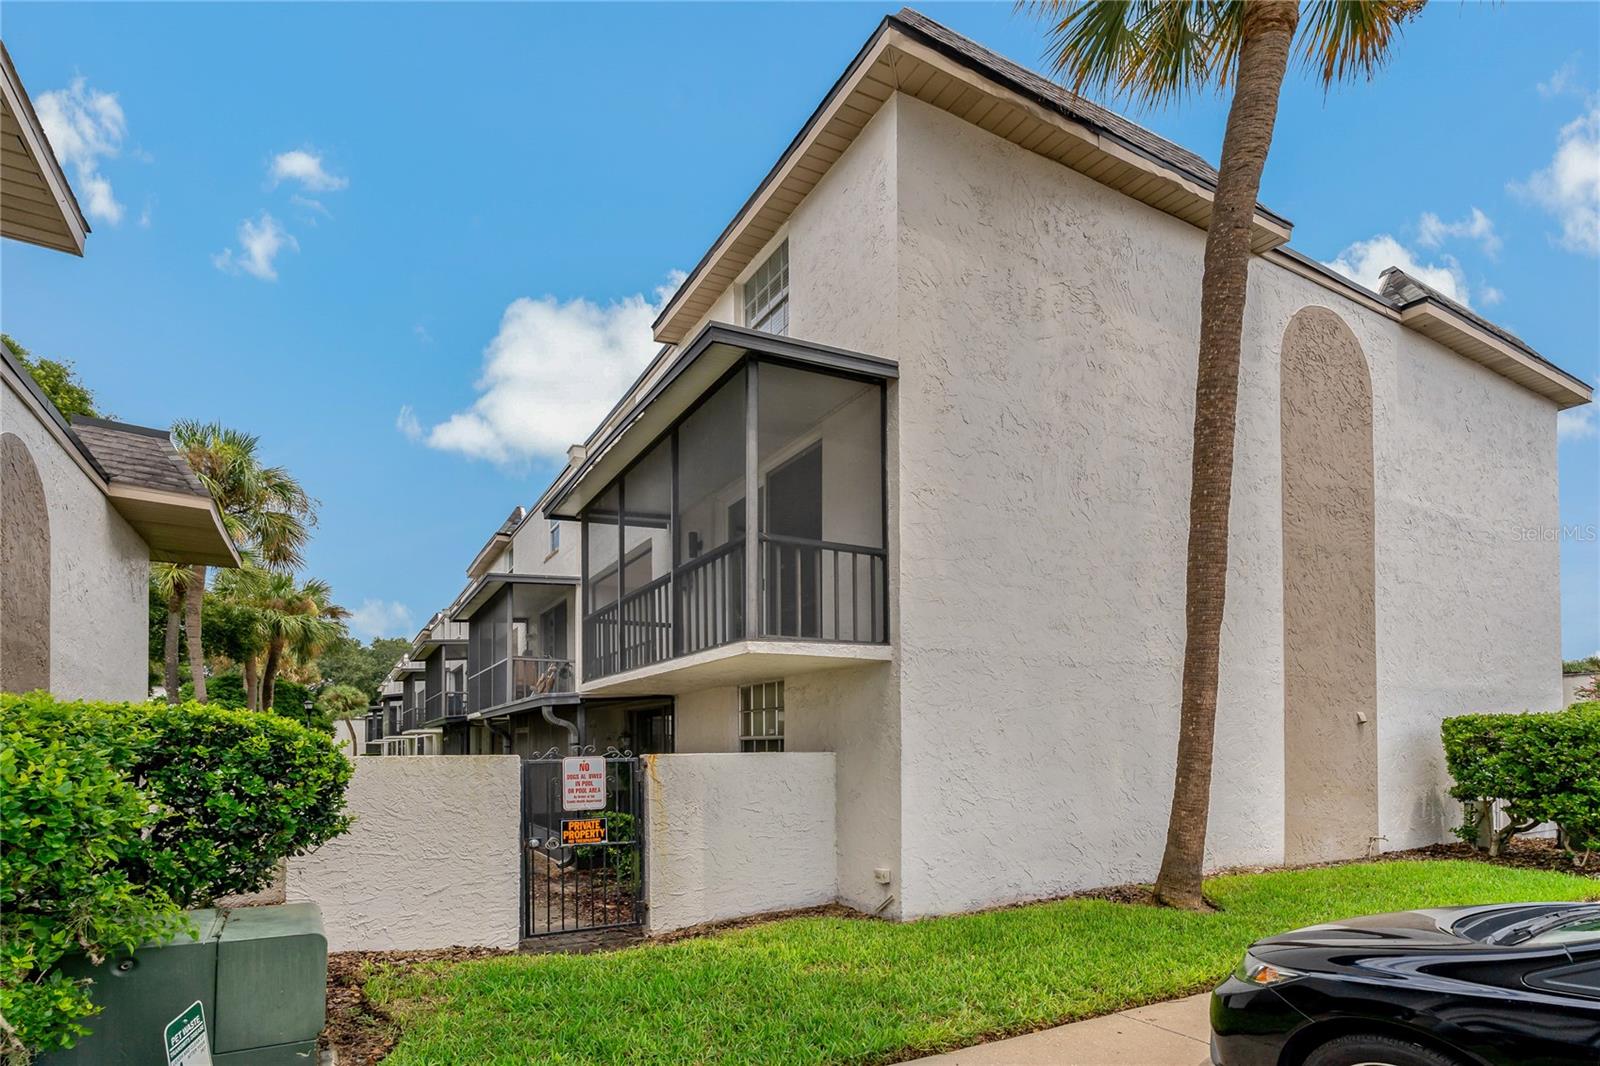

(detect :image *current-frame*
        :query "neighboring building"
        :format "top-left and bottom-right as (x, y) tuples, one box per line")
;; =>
(377, 10), (1590, 921)
(1, 42), (238, 702)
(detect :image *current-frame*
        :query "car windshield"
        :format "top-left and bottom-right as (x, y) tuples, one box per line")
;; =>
(1495, 908), (1600, 947)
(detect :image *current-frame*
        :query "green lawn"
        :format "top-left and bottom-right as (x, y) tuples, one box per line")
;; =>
(367, 860), (1596, 1065)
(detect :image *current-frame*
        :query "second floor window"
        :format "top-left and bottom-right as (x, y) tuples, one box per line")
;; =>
(550, 521), (561, 553)
(743, 241), (789, 336)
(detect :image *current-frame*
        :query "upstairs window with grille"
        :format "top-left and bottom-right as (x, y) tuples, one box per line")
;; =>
(743, 241), (789, 336)
(739, 680), (785, 752)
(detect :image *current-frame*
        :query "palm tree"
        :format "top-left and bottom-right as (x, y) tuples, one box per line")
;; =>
(1030, 0), (1424, 909)
(171, 420), (315, 702)
(151, 563), (198, 702)
(258, 574), (350, 711)
(211, 567), (349, 711)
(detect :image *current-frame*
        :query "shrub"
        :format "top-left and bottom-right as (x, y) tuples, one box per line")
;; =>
(1, 694), (353, 1057)
(1442, 702), (1600, 857)
(0, 701), (186, 1058)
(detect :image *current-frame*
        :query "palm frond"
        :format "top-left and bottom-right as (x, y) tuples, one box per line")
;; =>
(1297, 0), (1426, 87)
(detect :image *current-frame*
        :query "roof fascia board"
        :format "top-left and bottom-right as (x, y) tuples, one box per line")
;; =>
(0, 43), (88, 254)
(2, 356), (111, 487)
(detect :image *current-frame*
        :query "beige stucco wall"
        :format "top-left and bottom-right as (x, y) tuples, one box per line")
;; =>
(287, 756), (522, 951)
(1, 375), (150, 701)
(643, 752), (836, 933)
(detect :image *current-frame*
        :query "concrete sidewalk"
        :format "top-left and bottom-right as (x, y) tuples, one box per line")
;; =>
(907, 993), (1212, 1065)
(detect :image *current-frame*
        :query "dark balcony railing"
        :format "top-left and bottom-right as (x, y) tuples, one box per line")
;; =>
(364, 711), (384, 754)
(469, 655), (575, 711)
(400, 703), (423, 733)
(583, 535), (887, 681)
(760, 534), (887, 643)
(423, 690), (468, 722)
(620, 575), (672, 673)
(676, 539), (744, 657)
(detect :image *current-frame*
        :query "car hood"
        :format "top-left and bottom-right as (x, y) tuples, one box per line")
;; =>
(1254, 907), (1481, 950)
(1254, 903), (1600, 952)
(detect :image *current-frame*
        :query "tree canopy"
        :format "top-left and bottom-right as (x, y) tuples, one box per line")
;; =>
(3, 334), (101, 420)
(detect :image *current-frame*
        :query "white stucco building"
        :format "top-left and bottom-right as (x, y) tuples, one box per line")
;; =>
(0, 41), (237, 703)
(380, 11), (1590, 923)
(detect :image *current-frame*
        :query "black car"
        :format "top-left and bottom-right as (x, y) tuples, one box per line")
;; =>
(1211, 902), (1600, 1066)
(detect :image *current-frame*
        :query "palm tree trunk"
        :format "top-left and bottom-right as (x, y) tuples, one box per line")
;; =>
(261, 639), (283, 712)
(242, 655), (261, 711)
(184, 565), (209, 703)
(163, 589), (183, 703)
(1153, 1), (1299, 911)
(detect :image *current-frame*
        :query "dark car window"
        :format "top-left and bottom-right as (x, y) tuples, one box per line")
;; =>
(1526, 959), (1600, 999)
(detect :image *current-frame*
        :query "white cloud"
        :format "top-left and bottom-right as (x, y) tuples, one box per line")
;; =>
(289, 193), (331, 221)
(1323, 234), (1473, 306)
(1417, 207), (1500, 257)
(396, 405), (422, 441)
(1478, 284), (1504, 307)
(270, 149), (348, 192)
(415, 271), (685, 466)
(36, 76), (127, 224)
(1512, 105), (1600, 256)
(1539, 60), (1582, 99)
(212, 212), (297, 281)
(412, 324), (433, 344)
(347, 599), (413, 641)
(1559, 406), (1597, 442)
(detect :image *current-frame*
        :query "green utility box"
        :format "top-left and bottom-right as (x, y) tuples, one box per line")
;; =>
(41, 902), (327, 1066)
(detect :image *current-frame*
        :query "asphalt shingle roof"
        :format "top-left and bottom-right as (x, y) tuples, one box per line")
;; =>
(69, 417), (210, 496)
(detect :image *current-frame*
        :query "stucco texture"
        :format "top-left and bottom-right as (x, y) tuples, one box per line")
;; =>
(1280, 307), (1378, 864)
(751, 91), (1564, 918)
(643, 752), (837, 933)
(287, 756), (522, 951)
(1, 377), (149, 701)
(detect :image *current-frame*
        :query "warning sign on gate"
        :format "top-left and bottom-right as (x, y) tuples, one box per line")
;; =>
(561, 817), (607, 846)
(562, 756), (606, 811)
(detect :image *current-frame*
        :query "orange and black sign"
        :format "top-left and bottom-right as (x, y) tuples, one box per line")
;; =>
(561, 818), (607, 846)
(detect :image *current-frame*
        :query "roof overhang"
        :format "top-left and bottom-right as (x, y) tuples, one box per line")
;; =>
(394, 659), (426, 678)
(651, 13), (1291, 344)
(449, 572), (579, 621)
(547, 322), (897, 520)
(1394, 300), (1591, 410)
(1, 43), (89, 255)
(104, 484), (241, 567)
(466, 531), (512, 579)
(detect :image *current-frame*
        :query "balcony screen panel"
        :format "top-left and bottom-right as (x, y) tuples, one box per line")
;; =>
(675, 368), (746, 562)
(675, 367), (748, 654)
(757, 365), (884, 641)
(584, 483), (620, 611)
(622, 439), (672, 594)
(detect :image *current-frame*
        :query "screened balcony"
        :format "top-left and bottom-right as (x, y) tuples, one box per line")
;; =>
(451, 574), (579, 713)
(563, 326), (893, 684)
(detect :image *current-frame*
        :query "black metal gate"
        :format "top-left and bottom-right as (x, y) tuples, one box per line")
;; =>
(520, 750), (644, 938)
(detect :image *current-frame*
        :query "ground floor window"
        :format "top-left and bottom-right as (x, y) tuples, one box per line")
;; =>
(739, 681), (784, 752)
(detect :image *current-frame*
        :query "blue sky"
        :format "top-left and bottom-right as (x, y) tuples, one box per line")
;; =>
(3, 2), (1596, 657)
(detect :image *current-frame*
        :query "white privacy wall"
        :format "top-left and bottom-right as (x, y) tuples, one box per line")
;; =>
(287, 756), (522, 951)
(1, 376), (149, 702)
(643, 753), (837, 933)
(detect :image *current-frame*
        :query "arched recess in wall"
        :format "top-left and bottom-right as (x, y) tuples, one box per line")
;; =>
(1281, 307), (1377, 865)
(1, 432), (52, 693)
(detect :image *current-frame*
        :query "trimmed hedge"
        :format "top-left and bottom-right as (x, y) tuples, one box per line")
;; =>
(1442, 701), (1600, 856)
(0, 694), (353, 1057)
